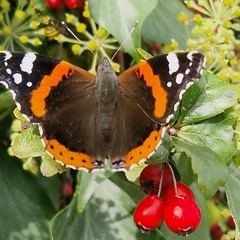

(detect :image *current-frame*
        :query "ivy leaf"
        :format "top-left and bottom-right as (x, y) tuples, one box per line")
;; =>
(0, 148), (60, 239)
(142, 0), (195, 49)
(51, 174), (163, 240)
(88, 0), (158, 61)
(76, 171), (113, 212)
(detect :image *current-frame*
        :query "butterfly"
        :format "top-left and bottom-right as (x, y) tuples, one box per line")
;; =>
(0, 51), (205, 171)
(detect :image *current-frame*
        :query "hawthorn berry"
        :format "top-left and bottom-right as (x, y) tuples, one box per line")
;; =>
(60, 183), (73, 198)
(46, 0), (64, 9)
(210, 222), (224, 240)
(139, 164), (174, 195)
(134, 195), (165, 232)
(227, 216), (235, 229)
(65, 0), (85, 9)
(163, 196), (201, 236)
(164, 182), (195, 202)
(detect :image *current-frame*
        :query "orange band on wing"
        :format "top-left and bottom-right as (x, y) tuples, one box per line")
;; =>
(124, 128), (165, 169)
(30, 62), (74, 118)
(136, 62), (168, 118)
(44, 138), (95, 170)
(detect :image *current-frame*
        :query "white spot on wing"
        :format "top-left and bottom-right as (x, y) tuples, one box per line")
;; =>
(167, 81), (172, 87)
(174, 102), (180, 111)
(167, 53), (179, 75)
(15, 102), (21, 110)
(26, 81), (32, 87)
(187, 52), (194, 61)
(13, 73), (22, 84)
(166, 114), (174, 123)
(4, 51), (12, 61)
(176, 73), (184, 84)
(0, 81), (9, 89)
(6, 68), (11, 74)
(20, 53), (36, 74)
(38, 125), (44, 137)
(185, 69), (190, 75)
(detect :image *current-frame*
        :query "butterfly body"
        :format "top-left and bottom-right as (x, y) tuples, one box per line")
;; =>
(0, 51), (206, 171)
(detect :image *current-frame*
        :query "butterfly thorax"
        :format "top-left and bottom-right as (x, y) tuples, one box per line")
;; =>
(95, 57), (118, 104)
(94, 58), (118, 144)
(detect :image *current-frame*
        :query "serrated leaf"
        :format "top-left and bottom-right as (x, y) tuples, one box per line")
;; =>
(178, 112), (237, 163)
(142, 0), (195, 49)
(173, 139), (228, 198)
(88, 0), (157, 61)
(179, 72), (240, 125)
(11, 126), (45, 158)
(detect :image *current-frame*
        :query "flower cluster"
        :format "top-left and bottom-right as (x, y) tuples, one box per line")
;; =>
(54, 2), (120, 73)
(0, 0), (43, 51)
(170, 0), (240, 82)
(0, 0), (120, 74)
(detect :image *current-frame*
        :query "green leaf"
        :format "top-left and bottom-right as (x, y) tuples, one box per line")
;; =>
(174, 152), (197, 185)
(40, 154), (67, 177)
(0, 147), (60, 240)
(88, 0), (158, 61)
(173, 135), (229, 198)
(179, 72), (240, 125)
(178, 112), (237, 163)
(0, 91), (14, 121)
(225, 175), (240, 235)
(51, 174), (163, 240)
(142, 0), (195, 49)
(11, 126), (45, 158)
(77, 171), (112, 212)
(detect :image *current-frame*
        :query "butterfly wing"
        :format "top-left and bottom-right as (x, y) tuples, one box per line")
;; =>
(113, 52), (206, 168)
(0, 51), (101, 170)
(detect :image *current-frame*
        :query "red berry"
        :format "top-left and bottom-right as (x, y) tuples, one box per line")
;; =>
(60, 183), (73, 198)
(134, 195), (165, 232)
(163, 197), (201, 236)
(139, 164), (174, 195)
(46, 0), (64, 9)
(164, 182), (195, 202)
(65, 0), (84, 9)
(227, 216), (235, 229)
(210, 222), (224, 240)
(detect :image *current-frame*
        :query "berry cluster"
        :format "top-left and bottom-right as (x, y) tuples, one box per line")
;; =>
(211, 216), (236, 240)
(134, 164), (202, 236)
(46, 0), (85, 10)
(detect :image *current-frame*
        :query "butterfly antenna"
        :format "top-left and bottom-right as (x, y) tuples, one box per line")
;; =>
(111, 20), (139, 60)
(61, 21), (95, 55)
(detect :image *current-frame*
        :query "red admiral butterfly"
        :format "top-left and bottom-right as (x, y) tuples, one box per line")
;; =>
(0, 51), (205, 171)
